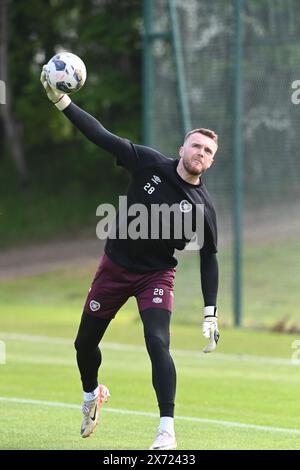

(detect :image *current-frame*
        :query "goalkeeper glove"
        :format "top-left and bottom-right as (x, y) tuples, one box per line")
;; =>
(40, 65), (71, 111)
(202, 306), (220, 353)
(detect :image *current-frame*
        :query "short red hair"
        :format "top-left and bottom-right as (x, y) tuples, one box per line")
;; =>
(184, 128), (218, 146)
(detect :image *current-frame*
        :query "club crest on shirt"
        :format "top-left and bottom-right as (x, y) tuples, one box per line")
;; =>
(179, 200), (192, 213)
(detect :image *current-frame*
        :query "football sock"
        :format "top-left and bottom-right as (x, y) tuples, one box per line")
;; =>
(159, 417), (175, 435)
(84, 385), (99, 402)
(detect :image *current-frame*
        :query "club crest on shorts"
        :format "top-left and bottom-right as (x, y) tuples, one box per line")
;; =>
(90, 300), (101, 311)
(152, 297), (163, 304)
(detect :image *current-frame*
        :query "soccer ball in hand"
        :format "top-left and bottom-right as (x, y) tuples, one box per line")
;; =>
(46, 52), (87, 94)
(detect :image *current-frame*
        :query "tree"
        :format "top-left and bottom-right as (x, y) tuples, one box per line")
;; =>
(0, 0), (29, 185)
(2, 0), (141, 189)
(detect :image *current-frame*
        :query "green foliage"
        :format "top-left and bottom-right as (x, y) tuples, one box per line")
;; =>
(1, 0), (142, 244)
(8, 0), (142, 153)
(0, 143), (129, 247)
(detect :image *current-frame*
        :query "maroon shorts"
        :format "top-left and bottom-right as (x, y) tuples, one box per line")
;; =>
(83, 254), (176, 319)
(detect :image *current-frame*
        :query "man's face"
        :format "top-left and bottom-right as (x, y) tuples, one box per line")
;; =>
(179, 132), (218, 176)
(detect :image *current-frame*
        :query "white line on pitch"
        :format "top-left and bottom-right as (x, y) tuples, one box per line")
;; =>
(0, 396), (300, 435)
(0, 331), (298, 366)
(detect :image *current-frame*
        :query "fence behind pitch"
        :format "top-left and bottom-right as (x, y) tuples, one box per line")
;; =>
(148, 0), (300, 327)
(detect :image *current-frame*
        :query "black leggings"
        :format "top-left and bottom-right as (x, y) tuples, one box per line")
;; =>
(74, 308), (176, 417)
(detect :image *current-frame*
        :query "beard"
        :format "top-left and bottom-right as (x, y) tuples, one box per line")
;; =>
(182, 157), (204, 176)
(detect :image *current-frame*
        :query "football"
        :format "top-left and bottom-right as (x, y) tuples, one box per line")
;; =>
(46, 52), (87, 94)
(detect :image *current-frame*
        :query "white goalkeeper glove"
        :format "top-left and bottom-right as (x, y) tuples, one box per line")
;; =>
(40, 65), (71, 111)
(202, 306), (220, 353)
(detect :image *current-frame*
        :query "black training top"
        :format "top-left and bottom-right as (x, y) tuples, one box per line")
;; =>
(63, 103), (218, 273)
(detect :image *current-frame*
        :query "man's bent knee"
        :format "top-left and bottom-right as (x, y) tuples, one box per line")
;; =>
(145, 334), (170, 357)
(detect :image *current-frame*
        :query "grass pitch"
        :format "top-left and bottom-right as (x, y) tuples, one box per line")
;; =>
(0, 257), (300, 450)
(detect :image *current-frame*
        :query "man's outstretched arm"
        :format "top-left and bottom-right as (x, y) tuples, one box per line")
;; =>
(63, 102), (132, 157)
(200, 249), (220, 353)
(40, 67), (136, 166)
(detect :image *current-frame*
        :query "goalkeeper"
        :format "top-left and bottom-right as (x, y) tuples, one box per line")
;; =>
(41, 68), (220, 451)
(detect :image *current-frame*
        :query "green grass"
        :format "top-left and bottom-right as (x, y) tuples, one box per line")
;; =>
(1, 328), (300, 450)
(1, 259), (300, 449)
(175, 240), (300, 328)
(0, 238), (299, 330)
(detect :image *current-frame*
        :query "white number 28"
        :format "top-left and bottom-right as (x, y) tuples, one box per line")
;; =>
(154, 288), (164, 296)
(144, 182), (155, 194)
